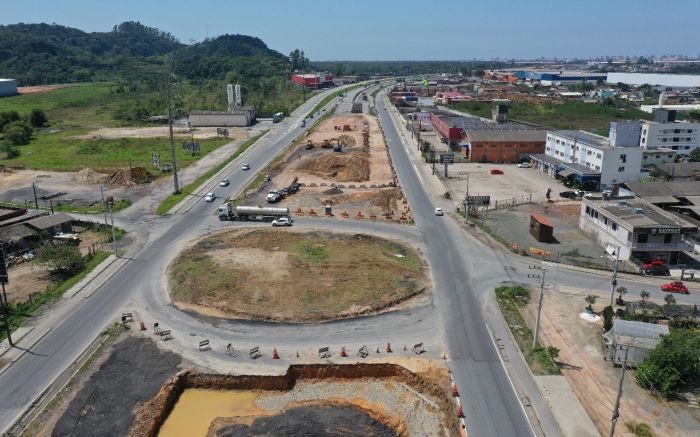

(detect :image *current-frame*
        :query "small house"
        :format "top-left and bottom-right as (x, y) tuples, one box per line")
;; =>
(530, 213), (554, 242)
(602, 319), (668, 367)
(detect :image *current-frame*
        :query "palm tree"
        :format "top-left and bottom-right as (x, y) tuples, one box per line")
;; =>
(664, 293), (676, 307)
(640, 290), (650, 303)
(616, 286), (628, 305)
(585, 294), (597, 312)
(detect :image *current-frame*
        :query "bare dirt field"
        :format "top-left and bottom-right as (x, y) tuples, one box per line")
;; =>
(521, 290), (700, 436)
(169, 228), (429, 322)
(17, 85), (67, 94)
(5, 262), (54, 303)
(67, 126), (247, 141)
(243, 113), (408, 220)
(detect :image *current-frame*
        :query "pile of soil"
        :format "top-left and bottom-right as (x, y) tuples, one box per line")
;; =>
(323, 186), (343, 195)
(73, 167), (108, 184)
(52, 336), (180, 437)
(297, 152), (370, 182)
(337, 135), (356, 148)
(213, 405), (398, 437)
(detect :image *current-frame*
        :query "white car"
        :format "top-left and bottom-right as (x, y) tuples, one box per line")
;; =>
(242, 164), (250, 171)
(271, 217), (293, 227)
(204, 192), (215, 202)
(434, 207), (444, 216)
(517, 162), (531, 168)
(219, 179), (230, 187)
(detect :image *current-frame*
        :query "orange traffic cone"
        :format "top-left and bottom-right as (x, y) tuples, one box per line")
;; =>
(139, 321), (146, 331)
(457, 405), (464, 418)
(340, 347), (348, 357)
(272, 348), (280, 359)
(386, 342), (393, 353)
(451, 385), (459, 397)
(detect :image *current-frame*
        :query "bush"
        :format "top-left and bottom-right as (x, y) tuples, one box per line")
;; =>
(602, 306), (614, 331)
(3, 120), (33, 146)
(626, 422), (654, 437)
(29, 108), (48, 127)
(495, 285), (531, 303)
(635, 329), (700, 397)
(35, 244), (86, 276)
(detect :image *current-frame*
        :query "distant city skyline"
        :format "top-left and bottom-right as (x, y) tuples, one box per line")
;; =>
(2, 0), (699, 61)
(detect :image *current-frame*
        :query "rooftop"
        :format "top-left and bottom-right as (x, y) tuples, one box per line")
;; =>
(550, 130), (610, 148)
(439, 115), (540, 132)
(626, 180), (700, 198)
(189, 107), (255, 115)
(530, 153), (600, 176)
(603, 319), (668, 350)
(24, 212), (74, 230)
(585, 197), (697, 231)
(465, 130), (546, 143)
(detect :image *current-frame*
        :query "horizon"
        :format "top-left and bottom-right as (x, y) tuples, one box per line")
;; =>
(2, 0), (700, 62)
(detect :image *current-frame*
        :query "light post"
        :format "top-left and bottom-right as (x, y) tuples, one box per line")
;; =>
(166, 74), (180, 194)
(106, 197), (117, 256)
(609, 245), (620, 308)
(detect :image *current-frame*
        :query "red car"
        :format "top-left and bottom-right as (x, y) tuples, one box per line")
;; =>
(643, 260), (666, 270)
(490, 169), (504, 175)
(661, 281), (689, 294)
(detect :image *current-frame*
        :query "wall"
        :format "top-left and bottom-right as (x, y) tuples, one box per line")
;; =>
(598, 147), (643, 188)
(641, 121), (700, 156)
(467, 141), (545, 162)
(642, 150), (675, 166)
(189, 113), (251, 127)
(579, 202), (633, 260)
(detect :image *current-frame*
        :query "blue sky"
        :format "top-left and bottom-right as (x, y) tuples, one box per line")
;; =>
(2, 0), (699, 60)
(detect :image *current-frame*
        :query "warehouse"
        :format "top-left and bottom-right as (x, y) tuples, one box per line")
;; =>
(291, 73), (334, 89)
(0, 79), (18, 97)
(188, 107), (256, 127)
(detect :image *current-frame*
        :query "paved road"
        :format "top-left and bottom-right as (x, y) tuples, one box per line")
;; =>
(0, 84), (367, 434)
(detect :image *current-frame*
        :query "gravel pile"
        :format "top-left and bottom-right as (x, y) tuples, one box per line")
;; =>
(256, 380), (443, 437)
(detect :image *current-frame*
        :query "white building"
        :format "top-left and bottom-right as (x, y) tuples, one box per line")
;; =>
(0, 79), (18, 97)
(580, 197), (697, 263)
(540, 129), (643, 189)
(640, 109), (700, 156)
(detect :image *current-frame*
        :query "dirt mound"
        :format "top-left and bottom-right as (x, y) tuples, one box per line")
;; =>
(107, 167), (152, 187)
(323, 186), (343, 195)
(337, 135), (356, 148)
(212, 404), (398, 437)
(73, 167), (108, 185)
(297, 152), (370, 182)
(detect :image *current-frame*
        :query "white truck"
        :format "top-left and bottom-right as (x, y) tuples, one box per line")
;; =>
(218, 204), (290, 222)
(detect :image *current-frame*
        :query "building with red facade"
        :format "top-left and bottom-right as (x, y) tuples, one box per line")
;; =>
(291, 73), (334, 89)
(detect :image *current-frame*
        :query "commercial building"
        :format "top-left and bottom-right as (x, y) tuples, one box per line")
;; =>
(433, 91), (471, 105)
(430, 105), (546, 162)
(189, 107), (256, 127)
(579, 197), (697, 263)
(0, 79), (18, 97)
(640, 108), (700, 156)
(291, 73), (334, 89)
(531, 126), (643, 190)
(509, 70), (607, 86)
(642, 148), (676, 167)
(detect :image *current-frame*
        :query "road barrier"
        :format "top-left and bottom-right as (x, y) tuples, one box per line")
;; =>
(318, 347), (330, 359)
(357, 345), (369, 358)
(340, 346), (348, 357)
(250, 346), (261, 359)
(412, 343), (425, 354)
(159, 330), (172, 341)
(272, 348), (280, 359)
(198, 340), (210, 351)
(121, 312), (133, 323)
(386, 342), (393, 353)
(452, 385), (459, 397)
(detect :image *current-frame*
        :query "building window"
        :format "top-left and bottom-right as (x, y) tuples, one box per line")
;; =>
(585, 206), (590, 214)
(638, 234), (648, 244)
(664, 234), (672, 243)
(642, 138), (645, 143)
(620, 154), (626, 163)
(595, 165), (600, 170)
(596, 153), (601, 158)
(618, 166), (625, 172)
(612, 222), (617, 231)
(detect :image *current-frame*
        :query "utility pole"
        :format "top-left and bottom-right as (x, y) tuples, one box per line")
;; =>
(464, 172), (470, 223)
(166, 75), (180, 194)
(100, 186), (108, 225)
(0, 244), (12, 346)
(533, 268), (546, 349)
(609, 346), (629, 437)
(108, 201), (118, 256)
(609, 245), (620, 308)
(32, 182), (38, 209)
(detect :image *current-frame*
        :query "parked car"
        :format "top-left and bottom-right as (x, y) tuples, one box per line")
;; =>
(204, 192), (215, 202)
(490, 169), (504, 175)
(242, 164), (250, 171)
(559, 191), (578, 199)
(271, 217), (293, 227)
(434, 207), (444, 216)
(517, 162), (531, 168)
(643, 260), (667, 270)
(219, 179), (230, 187)
(661, 281), (689, 294)
(643, 266), (670, 276)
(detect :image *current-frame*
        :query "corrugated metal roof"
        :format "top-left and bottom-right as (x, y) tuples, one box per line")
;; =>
(626, 181), (700, 198)
(25, 213), (73, 230)
(0, 223), (35, 243)
(603, 320), (668, 349)
(531, 213), (554, 227)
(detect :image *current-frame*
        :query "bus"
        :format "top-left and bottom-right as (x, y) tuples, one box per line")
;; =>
(272, 112), (285, 123)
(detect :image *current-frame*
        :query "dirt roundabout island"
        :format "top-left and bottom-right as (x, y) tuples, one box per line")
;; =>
(168, 228), (429, 322)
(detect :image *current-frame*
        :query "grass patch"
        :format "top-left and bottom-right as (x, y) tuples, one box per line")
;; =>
(453, 100), (652, 136)
(169, 229), (428, 322)
(494, 285), (561, 375)
(156, 130), (268, 215)
(52, 199), (132, 214)
(1, 131), (229, 173)
(1, 251), (111, 342)
(306, 83), (365, 119)
(625, 422), (654, 437)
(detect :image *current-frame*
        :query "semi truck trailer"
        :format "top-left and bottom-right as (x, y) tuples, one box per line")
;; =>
(218, 204), (290, 222)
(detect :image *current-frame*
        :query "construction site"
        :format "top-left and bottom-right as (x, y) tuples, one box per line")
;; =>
(240, 113), (411, 222)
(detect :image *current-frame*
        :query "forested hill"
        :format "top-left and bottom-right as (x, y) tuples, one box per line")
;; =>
(0, 21), (288, 85)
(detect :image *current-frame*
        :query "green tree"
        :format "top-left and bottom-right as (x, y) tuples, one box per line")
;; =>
(0, 110), (21, 132)
(664, 293), (676, 307)
(640, 290), (650, 303)
(2, 120), (33, 146)
(616, 286), (628, 305)
(29, 108), (48, 127)
(688, 147), (700, 163)
(602, 306), (614, 331)
(35, 244), (86, 276)
(635, 329), (700, 397)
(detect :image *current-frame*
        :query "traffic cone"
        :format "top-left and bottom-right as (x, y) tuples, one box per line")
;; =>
(139, 321), (146, 331)
(296, 351), (299, 358)
(340, 347), (348, 357)
(451, 385), (459, 397)
(272, 348), (280, 359)
(442, 352), (447, 360)
(457, 405), (464, 418)
(376, 347), (380, 353)
(386, 342), (393, 353)
(403, 345), (407, 351)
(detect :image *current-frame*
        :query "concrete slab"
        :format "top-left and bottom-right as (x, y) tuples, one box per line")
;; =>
(535, 375), (598, 437)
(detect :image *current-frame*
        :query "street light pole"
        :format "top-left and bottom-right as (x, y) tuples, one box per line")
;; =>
(533, 269), (546, 349)
(166, 75), (180, 194)
(108, 201), (117, 256)
(0, 244), (12, 346)
(609, 246), (620, 308)
(464, 172), (470, 224)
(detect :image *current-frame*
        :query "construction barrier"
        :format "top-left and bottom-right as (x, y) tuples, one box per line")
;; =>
(318, 347), (331, 359)
(198, 340), (211, 351)
(250, 346), (261, 359)
(340, 346), (348, 357)
(386, 342), (393, 353)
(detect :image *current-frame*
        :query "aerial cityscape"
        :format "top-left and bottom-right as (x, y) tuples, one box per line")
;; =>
(0, 1), (699, 436)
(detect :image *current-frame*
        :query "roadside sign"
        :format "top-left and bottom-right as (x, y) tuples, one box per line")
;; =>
(467, 195), (490, 206)
(152, 153), (160, 167)
(0, 244), (7, 284)
(440, 153), (454, 164)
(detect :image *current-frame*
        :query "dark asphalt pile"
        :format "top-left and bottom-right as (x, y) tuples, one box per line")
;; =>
(52, 336), (180, 437)
(215, 405), (398, 437)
